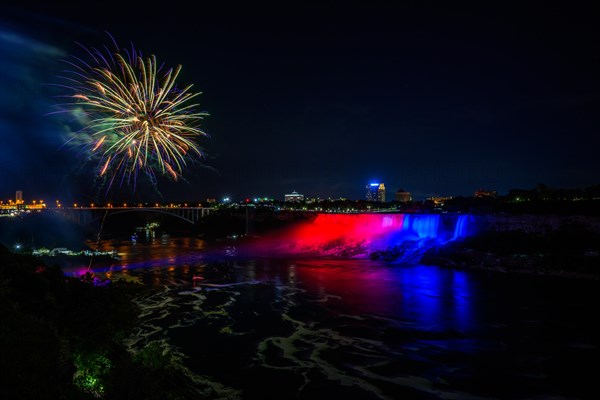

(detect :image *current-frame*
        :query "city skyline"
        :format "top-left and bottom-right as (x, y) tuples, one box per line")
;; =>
(5, 181), (599, 206)
(1, 2), (599, 202)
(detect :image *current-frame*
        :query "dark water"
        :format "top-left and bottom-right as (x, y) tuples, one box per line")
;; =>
(65, 237), (598, 400)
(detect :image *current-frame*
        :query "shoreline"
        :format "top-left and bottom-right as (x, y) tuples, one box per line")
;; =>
(420, 249), (600, 281)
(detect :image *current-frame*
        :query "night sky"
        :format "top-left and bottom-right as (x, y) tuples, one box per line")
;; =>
(1, 1), (599, 202)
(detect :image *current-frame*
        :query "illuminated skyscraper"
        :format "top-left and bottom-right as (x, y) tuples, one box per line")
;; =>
(366, 183), (378, 201)
(378, 183), (386, 202)
(366, 183), (385, 202)
(15, 190), (23, 203)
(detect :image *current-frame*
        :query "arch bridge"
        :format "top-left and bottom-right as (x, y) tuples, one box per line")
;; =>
(53, 206), (213, 225)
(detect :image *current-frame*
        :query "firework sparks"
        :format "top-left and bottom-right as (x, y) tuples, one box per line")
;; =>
(60, 38), (208, 188)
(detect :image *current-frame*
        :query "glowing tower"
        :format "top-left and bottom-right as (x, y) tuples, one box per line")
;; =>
(366, 183), (385, 202)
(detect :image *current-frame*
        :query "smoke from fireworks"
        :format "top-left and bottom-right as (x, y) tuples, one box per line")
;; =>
(59, 37), (208, 189)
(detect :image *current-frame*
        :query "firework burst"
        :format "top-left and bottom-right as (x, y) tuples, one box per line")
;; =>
(59, 37), (208, 189)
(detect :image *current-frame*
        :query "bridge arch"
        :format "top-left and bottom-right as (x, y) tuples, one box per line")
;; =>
(55, 207), (212, 226)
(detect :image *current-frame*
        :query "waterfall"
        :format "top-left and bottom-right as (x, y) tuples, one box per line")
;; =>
(452, 214), (470, 240)
(402, 214), (440, 239)
(246, 213), (473, 260)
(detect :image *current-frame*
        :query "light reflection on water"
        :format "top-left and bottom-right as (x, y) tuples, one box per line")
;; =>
(282, 259), (474, 333)
(63, 236), (207, 278)
(63, 238), (598, 399)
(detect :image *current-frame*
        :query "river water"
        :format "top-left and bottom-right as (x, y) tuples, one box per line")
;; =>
(63, 236), (598, 400)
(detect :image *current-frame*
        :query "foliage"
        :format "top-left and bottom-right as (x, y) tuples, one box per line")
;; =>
(72, 351), (112, 397)
(133, 341), (176, 370)
(0, 244), (205, 399)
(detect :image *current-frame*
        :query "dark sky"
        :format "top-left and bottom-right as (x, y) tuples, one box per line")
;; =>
(1, 1), (599, 202)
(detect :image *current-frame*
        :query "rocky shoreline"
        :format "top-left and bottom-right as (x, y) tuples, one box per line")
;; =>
(367, 243), (600, 280)
(420, 249), (600, 280)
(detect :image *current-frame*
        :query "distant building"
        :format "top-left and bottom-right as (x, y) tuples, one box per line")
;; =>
(427, 196), (453, 207)
(15, 190), (23, 203)
(285, 190), (304, 202)
(50, 248), (70, 256)
(395, 189), (412, 202)
(366, 183), (378, 201)
(378, 183), (386, 202)
(366, 183), (385, 202)
(474, 189), (498, 198)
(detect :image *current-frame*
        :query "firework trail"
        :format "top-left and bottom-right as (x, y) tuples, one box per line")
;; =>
(58, 35), (208, 190)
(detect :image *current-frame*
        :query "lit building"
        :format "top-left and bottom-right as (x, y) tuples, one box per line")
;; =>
(427, 196), (453, 207)
(395, 189), (412, 202)
(285, 190), (304, 202)
(0, 194), (45, 215)
(366, 183), (385, 202)
(378, 183), (386, 202)
(474, 189), (498, 198)
(366, 183), (378, 201)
